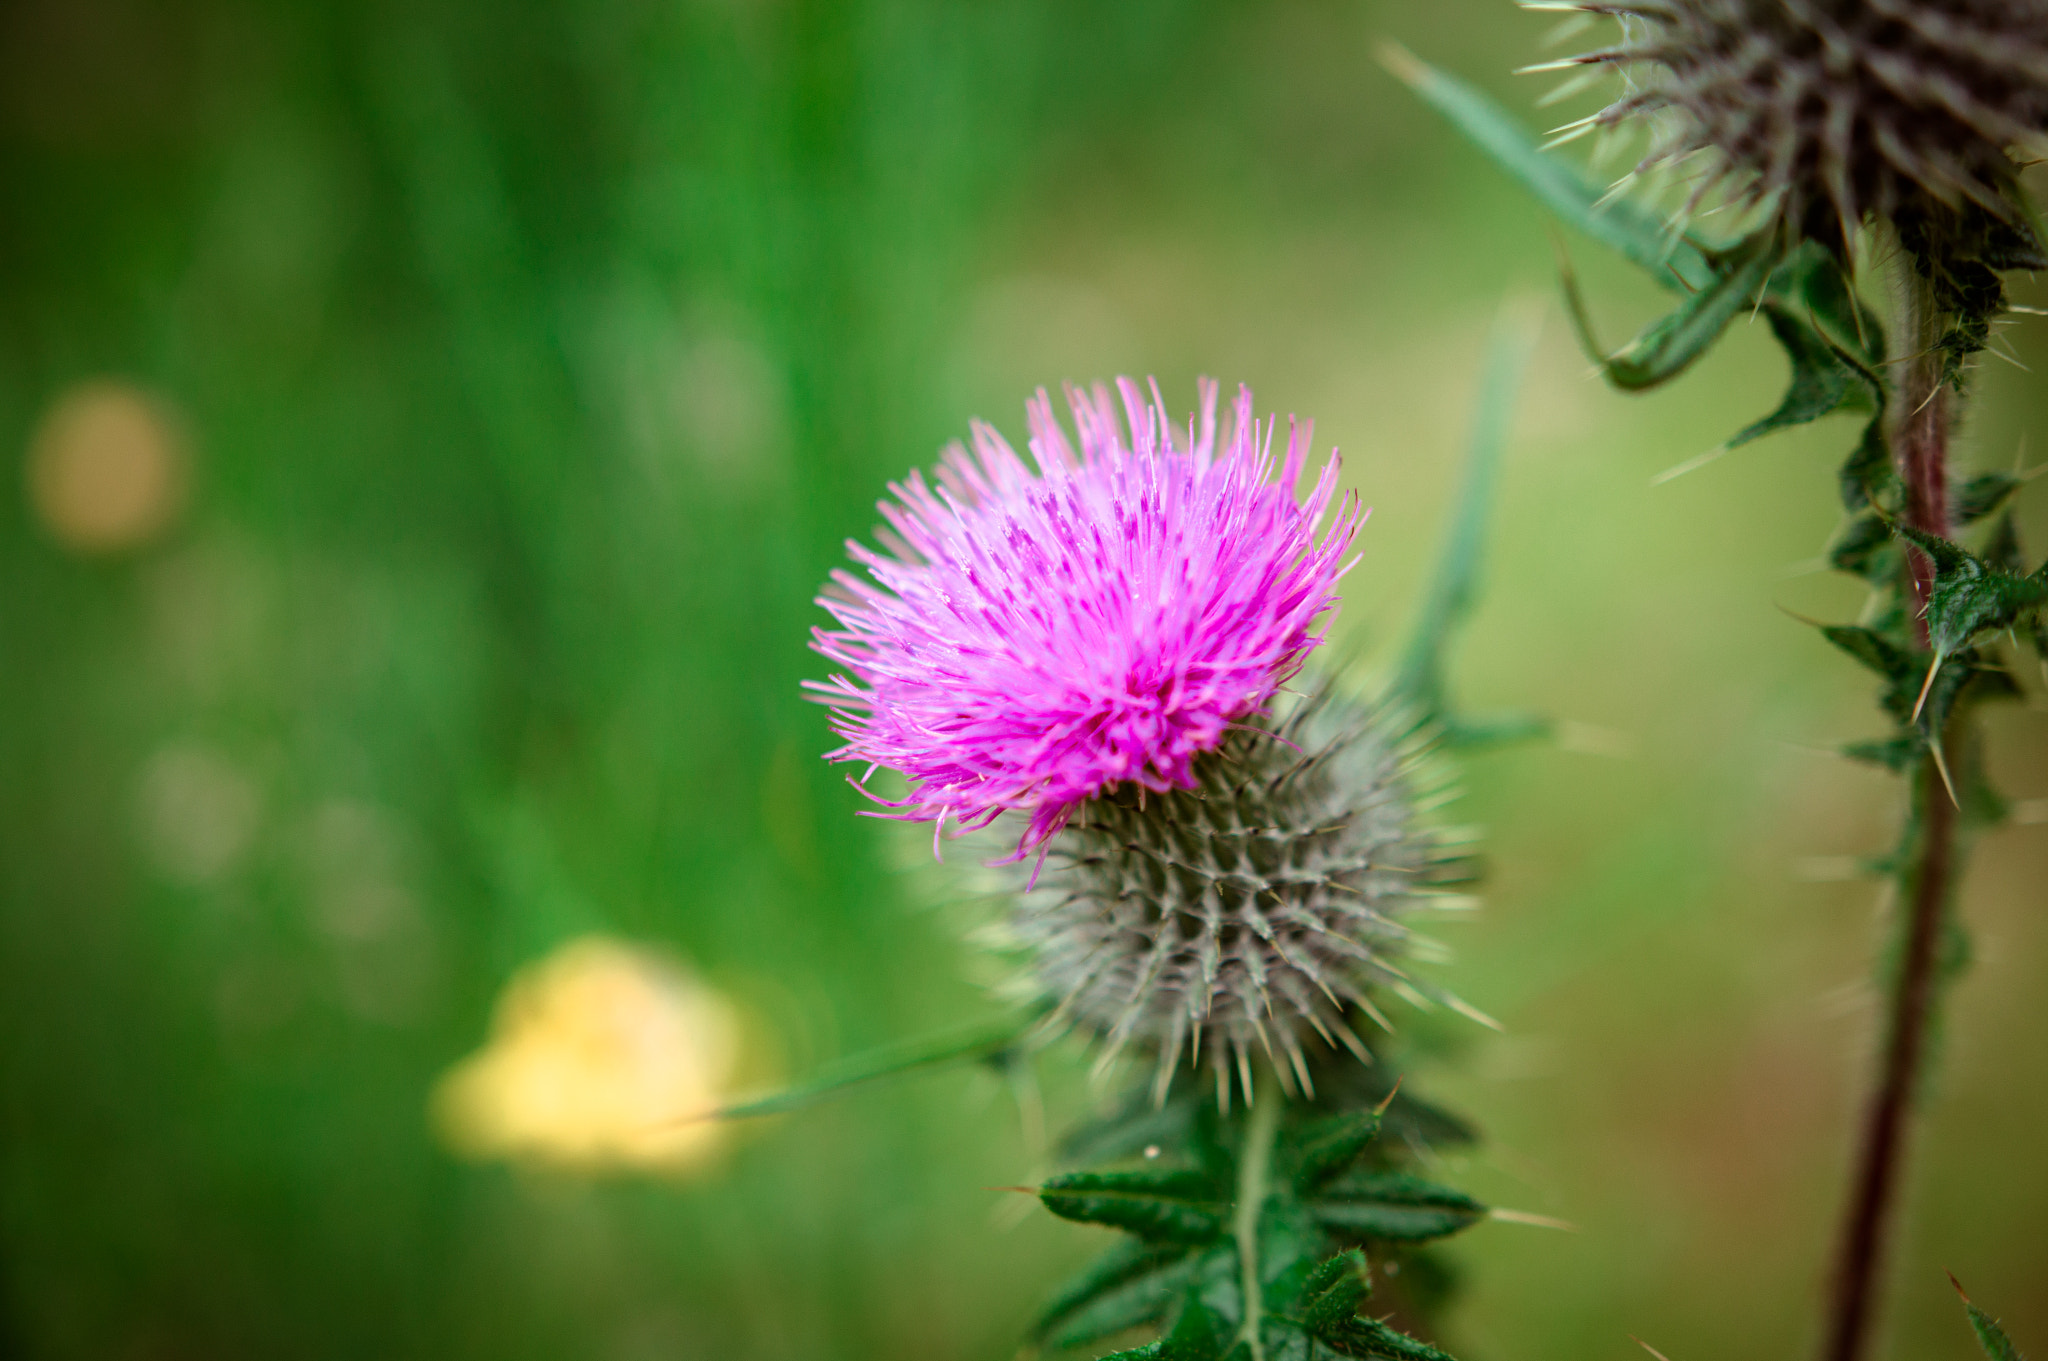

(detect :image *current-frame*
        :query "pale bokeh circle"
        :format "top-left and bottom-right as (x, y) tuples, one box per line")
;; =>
(26, 379), (188, 554)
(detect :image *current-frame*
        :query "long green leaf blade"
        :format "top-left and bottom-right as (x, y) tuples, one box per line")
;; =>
(1381, 43), (1711, 290)
(1397, 299), (1540, 724)
(703, 1012), (1033, 1121)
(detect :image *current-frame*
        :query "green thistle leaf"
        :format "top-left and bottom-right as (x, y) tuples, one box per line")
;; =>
(1310, 1316), (1459, 1361)
(1039, 1168), (1233, 1243)
(1307, 1172), (1487, 1243)
(1287, 1109), (1386, 1194)
(1954, 473), (2022, 527)
(1559, 232), (1782, 392)
(1726, 303), (1860, 450)
(1829, 514), (1901, 584)
(1984, 512), (2027, 575)
(1892, 524), (2048, 659)
(1100, 1288), (1232, 1361)
(1820, 624), (1919, 685)
(1841, 736), (1919, 773)
(1773, 241), (1886, 366)
(1037, 1238), (1200, 1349)
(1034, 1073), (1477, 1360)
(1297, 1250), (1373, 1333)
(1839, 418), (1897, 513)
(1951, 1274), (2027, 1361)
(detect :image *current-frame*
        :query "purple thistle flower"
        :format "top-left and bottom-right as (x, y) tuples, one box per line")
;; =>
(806, 377), (1363, 860)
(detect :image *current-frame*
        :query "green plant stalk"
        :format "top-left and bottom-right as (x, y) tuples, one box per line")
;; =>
(1821, 261), (1961, 1361)
(1233, 1078), (1284, 1361)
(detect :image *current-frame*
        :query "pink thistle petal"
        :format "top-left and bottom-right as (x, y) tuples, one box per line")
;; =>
(808, 379), (1364, 859)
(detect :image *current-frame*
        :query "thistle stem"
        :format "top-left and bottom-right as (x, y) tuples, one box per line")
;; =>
(1233, 1077), (1284, 1361)
(1896, 320), (1953, 624)
(1820, 259), (1958, 1361)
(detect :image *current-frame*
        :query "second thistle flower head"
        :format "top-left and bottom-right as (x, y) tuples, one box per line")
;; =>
(808, 379), (1360, 858)
(1550, 0), (2048, 256)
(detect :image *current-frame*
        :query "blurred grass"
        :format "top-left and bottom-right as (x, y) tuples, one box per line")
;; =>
(1, 1), (2045, 1359)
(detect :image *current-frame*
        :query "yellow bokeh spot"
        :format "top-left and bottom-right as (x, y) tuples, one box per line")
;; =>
(26, 379), (188, 554)
(433, 936), (742, 1175)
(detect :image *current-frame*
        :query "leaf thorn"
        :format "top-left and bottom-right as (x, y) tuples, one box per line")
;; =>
(1912, 655), (1943, 723)
(1929, 739), (1961, 810)
(1491, 1207), (1578, 1231)
(1651, 443), (1732, 485)
(1630, 1335), (1677, 1361)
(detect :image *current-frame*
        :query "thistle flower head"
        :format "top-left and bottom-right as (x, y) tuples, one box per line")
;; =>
(1554, 0), (2048, 255)
(1001, 686), (1477, 1105)
(808, 379), (1361, 858)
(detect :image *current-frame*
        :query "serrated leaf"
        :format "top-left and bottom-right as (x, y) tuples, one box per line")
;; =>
(1037, 1238), (1200, 1348)
(1821, 624), (1920, 684)
(1954, 472), (2021, 526)
(1952, 1277), (2027, 1361)
(1382, 45), (1710, 289)
(1560, 232), (1781, 392)
(1298, 1250), (1373, 1333)
(1842, 735), (1919, 772)
(1310, 1067), (1478, 1152)
(1773, 240), (1886, 365)
(1830, 513), (1899, 582)
(1288, 1109), (1385, 1193)
(1840, 419), (1897, 512)
(1310, 1173), (1487, 1243)
(1159, 1290), (1230, 1361)
(1040, 1168), (1232, 1243)
(1100, 1288), (1233, 1361)
(1059, 1090), (1203, 1168)
(1724, 304), (1859, 450)
(1313, 1317), (1458, 1361)
(1894, 524), (2048, 658)
(1984, 512), (2026, 575)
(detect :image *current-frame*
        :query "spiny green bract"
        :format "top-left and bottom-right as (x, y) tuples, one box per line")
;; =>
(1001, 687), (1477, 1107)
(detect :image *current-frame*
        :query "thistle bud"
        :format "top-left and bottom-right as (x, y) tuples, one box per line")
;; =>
(1554, 0), (2048, 258)
(1002, 687), (1476, 1106)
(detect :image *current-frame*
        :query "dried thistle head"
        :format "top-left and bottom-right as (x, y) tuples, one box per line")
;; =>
(1542, 0), (2048, 256)
(999, 684), (1480, 1108)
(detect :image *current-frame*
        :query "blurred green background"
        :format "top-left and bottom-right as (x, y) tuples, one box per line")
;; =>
(3, 0), (2045, 1358)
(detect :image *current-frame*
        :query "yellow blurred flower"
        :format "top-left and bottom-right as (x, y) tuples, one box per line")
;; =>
(433, 936), (742, 1175)
(25, 379), (188, 554)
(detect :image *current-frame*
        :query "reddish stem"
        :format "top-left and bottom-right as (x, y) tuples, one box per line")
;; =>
(1898, 377), (1952, 631)
(1819, 271), (1956, 1361)
(1821, 761), (1954, 1361)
